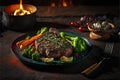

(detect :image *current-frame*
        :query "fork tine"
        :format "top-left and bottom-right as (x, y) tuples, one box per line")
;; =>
(109, 43), (114, 54)
(104, 43), (114, 56)
(104, 43), (109, 53)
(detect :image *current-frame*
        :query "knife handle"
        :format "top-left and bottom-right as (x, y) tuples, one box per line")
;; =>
(81, 58), (107, 77)
(81, 63), (98, 74)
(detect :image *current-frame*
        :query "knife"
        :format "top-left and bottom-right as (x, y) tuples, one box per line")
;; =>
(81, 58), (109, 78)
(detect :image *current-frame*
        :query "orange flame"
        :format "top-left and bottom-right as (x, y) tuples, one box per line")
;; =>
(62, 0), (67, 7)
(51, 0), (72, 7)
(20, 0), (23, 10)
(13, 0), (31, 16)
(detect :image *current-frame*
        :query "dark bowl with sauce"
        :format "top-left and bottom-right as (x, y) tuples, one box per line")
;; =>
(2, 4), (37, 31)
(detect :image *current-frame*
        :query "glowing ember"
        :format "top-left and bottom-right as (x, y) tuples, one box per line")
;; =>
(51, 2), (56, 7)
(62, 0), (68, 7)
(62, 0), (72, 7)
(13, 0), (31, 16)
(51, 0), (72, 7)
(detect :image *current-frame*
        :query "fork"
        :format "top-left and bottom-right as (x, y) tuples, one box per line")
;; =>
(104, 42), (114, 56)
(81, 42), (114, 75)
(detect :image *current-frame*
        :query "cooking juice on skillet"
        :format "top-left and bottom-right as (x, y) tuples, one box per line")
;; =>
(16, 27), (88, 64)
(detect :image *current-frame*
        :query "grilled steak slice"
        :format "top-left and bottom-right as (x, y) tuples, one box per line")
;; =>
(35, 30), (73, 58)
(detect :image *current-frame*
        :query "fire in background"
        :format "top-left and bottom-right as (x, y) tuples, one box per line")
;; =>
(51, 0), (73, 7)
(13, 0), (31, 16)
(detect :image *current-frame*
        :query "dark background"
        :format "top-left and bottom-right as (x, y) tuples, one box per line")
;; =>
(0, 0), (119, 6)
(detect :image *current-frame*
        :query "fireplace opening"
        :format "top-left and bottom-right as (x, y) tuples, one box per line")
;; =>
(0, 0), (119, 6)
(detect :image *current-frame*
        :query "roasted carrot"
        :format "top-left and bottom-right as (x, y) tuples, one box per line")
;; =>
(16, 33), (42, 50)
(16, 27), (48, 50)
(16, 40), (25, 48)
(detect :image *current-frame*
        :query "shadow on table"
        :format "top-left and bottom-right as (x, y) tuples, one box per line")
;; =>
(2, 22), (70, 32)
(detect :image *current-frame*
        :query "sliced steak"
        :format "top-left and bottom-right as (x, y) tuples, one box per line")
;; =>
(35, 29), (73, 58)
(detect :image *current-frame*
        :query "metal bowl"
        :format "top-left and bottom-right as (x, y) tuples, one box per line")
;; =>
(2, 4), (37, 31)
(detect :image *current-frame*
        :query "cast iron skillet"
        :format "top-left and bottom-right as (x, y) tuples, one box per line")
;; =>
(11, 31), (92, 73)
(2, 4), (37, 30)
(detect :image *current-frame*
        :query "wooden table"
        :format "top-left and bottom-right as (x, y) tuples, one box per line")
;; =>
(0, 5), (120, 80)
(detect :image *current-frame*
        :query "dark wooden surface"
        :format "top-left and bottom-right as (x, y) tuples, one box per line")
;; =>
(0, 5), (120, 80)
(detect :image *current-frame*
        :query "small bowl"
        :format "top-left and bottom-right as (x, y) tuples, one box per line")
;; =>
(2, 4), (37, 31)
(88, 22), (115, 40)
